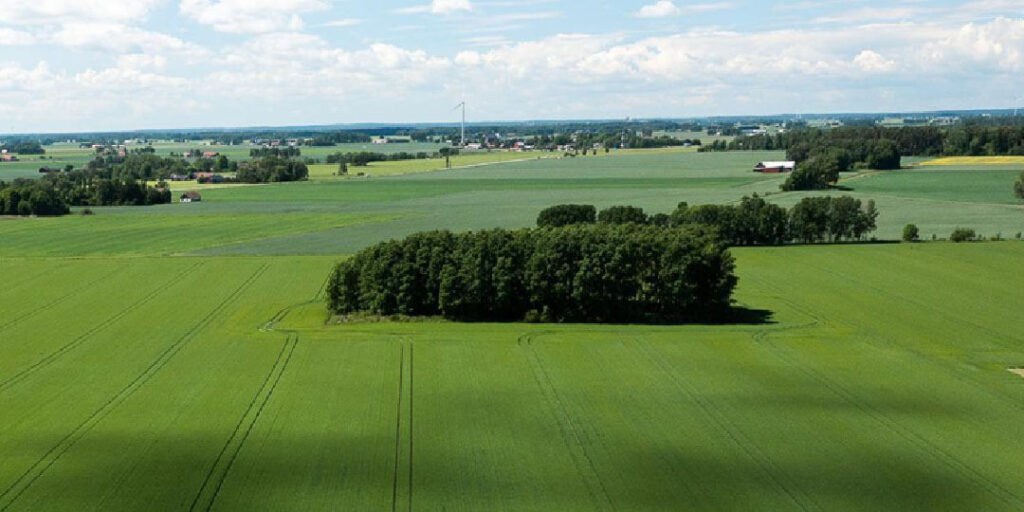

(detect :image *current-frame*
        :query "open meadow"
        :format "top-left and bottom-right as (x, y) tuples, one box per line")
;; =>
(1, 148), (1024, 510)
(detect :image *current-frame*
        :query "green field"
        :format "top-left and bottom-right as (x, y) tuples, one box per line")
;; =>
(2, 243), (1024, 510)
(2, 148), (1024, 509)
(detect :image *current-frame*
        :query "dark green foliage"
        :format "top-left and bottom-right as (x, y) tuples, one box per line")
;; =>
(4, 141), (45, 154)
(0, 180), (70, 216)
(673, 195), (790, 246)
(903, 224), (920, 242)
(781, 153), (842, 191)
(598, 205), (648, 225)
(1015, 171), (1024, 200)
(866, 139), (901, 170)
(249, 147), (301, 159)
(326, 151), (437, 166)
(536, 204), (596, 228)
(788, 196), (878, 243)
(236, 156), (309, 183)
(328, 224), (737, 324)
(950, 228), (979, 243)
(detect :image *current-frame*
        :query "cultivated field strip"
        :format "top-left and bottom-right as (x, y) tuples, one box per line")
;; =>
(627, 337), (821, 511)
(208, 337), (400, 510)
(0, 264), (269, 511)
(0, 262), (203, 393)
(0, 264), (122, 333)
(518, 334), (615, 512)
(190, 334), (300, 512)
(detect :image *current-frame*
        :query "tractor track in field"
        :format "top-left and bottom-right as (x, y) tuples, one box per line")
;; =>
(0, 262), (203, 394)
(748, 293), (1024, 507)
(389, 338), (415, 512)
(788, 260), (1024, 413)
(0, 266), (122, 333)
(0, 264), (269, 512)
(518, 333), (616, 512)
(190, 334), (300, 512)
(628, 337), (820, 512)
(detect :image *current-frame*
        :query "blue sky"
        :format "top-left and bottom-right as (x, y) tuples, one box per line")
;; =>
(1, 0), (1023, 132)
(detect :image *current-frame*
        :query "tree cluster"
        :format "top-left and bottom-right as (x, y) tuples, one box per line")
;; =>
(2, 141), (45, 155)
(328, 224), (736, 324)
(1015, 171), (1024, 200)
(37, 171), (171, 207)
(538, 195), (878, 246)
(235, 156), (308, 183)
(326, 151), (436, 167)
(0, 180), (69, 216)
(250, 147), (301, 159)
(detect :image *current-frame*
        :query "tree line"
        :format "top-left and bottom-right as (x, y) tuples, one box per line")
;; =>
(1, 141), (45, 154)
(0, 180), (69, 216)
(328, 223), (736, 324)
(325, 150), (440, 167)
(537, 195), (878, 245)
(730, 124), (1024, 158)
(1016, 171), (1024, 200)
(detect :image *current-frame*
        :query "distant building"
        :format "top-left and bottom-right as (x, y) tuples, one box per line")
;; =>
(372, 138), (389, 145)
(0, 154), (18, 162)
(180, 191), (202, 203)
(202, 151), (220, 159)
(754, 161), (796, 173)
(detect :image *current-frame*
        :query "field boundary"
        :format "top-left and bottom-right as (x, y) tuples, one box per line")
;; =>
(0, 264), (270, 511)
(190, 334), (300, 512)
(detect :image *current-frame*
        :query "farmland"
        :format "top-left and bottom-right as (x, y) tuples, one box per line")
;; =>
(2, 147), (1024, 510)
(2, 243), (1024, 510)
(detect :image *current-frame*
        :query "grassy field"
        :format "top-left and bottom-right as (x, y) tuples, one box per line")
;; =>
(2, 243), (1024, 510)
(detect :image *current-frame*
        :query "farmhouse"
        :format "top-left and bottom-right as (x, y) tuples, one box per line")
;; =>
(202, 151), (220, 159)
(754, 161), (796, 173)
(0, 154), (18, 162)
(179, 191), (202, 203)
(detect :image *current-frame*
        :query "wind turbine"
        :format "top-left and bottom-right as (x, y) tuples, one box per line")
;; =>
(453, 101), (466, 147)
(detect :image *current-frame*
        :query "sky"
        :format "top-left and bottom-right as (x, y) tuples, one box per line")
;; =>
(1, 0), (1023, 133)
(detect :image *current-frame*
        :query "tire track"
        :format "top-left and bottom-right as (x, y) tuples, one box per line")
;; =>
(750, 315), (1024, 507)
(0, 262), (203, 394)
(0, 266), (122, 333)
(629, 338), (819, 512)
(190, 334), (300, 512)
(391, 341), (405, 512)
(518, 333), (616, 512)
(0, 264), (269, 511)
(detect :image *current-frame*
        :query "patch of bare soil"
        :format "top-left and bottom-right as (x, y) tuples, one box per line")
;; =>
(1009, 368), (1024, 379)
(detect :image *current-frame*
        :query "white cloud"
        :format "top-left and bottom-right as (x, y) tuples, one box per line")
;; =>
(396, 0), (473, 14)
(635, 1), (680, 18)
(0, 28), (34, 45)
(48, 23), (204, 54)
(853, 50), (896, 72)
(324, 19), (362, 27)
(0, 0), (163, 24)
(432, 0), (472, 13)
(635, 1), (732, 18)
(179, 0), (328, 33)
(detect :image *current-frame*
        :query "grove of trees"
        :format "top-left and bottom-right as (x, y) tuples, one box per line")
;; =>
(0, 180), (69, 216)
(537, 196), (878, 246)
(328, 224), (737, 324)
(235, 156), (308, 183)
(1015, 171), (1024, 200)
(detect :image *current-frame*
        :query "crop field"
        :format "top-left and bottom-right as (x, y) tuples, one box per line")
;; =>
(918, 156), (1024, 166)
(2, 243), (1024, 510)
(2, 150), (1022, 256)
